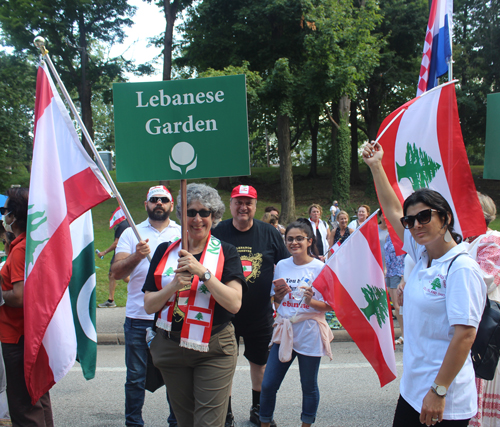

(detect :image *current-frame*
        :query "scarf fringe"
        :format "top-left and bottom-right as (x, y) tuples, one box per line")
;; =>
(156, 318), (172, 331)
(180, 338), (209, 352)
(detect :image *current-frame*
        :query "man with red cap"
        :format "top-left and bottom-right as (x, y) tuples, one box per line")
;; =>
(112, 185), (181, 427)
(212, 185), (289, 427)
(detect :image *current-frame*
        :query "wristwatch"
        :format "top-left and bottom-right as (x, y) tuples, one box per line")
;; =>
(200, 270), (211, 282)
(431, 382), (447, 398)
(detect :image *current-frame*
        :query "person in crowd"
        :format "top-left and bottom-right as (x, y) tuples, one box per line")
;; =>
(260, 219), (333, 427)
(264, 206), (286, 236)
(262, 212), (279, 229)
(328, 210), (354, 250)
(111, 185), (181, 427)
(384, 232), (405, 345)
(469, 192), (500, 427)
(0, 188), (54, 426)
(308, 204), (330, 261)
(330, 201), (340, 227)
(97, 219), (130, 308)
(143, 183), (246, 427)
(348, 205), (370, 230)
(212, 185), (289, 427)
(363, 141), (486, 427)
(378, 211), (389, 272)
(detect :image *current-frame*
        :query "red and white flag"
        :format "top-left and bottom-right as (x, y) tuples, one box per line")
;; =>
(314, 212), (397, 387)
(24, 63), (112, 403)
(109, 206), (126, 229)
(377, 82), (486, 254)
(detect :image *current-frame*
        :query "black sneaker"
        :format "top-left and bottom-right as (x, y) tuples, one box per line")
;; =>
(250, 405), (276, 427)
(225, 412), (236, 427)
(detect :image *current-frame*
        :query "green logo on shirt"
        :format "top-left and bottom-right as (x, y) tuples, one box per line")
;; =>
(430, 278), (441, 290)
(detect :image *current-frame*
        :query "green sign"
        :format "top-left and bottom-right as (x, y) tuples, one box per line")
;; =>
(484, 92), (500, 180)
(113, 75), (250, 182)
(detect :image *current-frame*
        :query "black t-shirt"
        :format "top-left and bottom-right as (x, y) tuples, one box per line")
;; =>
(114, 220), (130, 240)
(212, 219), (290, 328)
(142, 240), (247, 332)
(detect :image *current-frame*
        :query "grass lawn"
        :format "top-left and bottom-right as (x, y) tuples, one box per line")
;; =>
(93, 165), (500, 307)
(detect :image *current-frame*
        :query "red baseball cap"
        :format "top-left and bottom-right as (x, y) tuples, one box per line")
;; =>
(147, 185), (173, 203)
(231, 185), (257, 199)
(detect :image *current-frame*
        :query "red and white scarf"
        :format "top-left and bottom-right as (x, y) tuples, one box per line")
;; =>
(154, 233), (225, 352)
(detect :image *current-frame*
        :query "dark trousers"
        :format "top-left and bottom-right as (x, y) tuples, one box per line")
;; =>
(2, 337), (53, 427)
(393, 395), (470, 427)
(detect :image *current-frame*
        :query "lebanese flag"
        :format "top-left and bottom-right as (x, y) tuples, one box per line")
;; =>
(109, 206), (126, 229)
(377, 82), (485, 254)
(417, 0), (453, 96)
(314, 212), (397, 387)
(24, 63), (112, 403)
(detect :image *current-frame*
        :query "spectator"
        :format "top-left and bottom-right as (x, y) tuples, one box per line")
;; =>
(264, 206), (286, 236)
(308, 204), (330, 260)
(348, 205), (370, 230)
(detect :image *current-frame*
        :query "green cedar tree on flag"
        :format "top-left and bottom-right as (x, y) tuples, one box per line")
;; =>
(24, 62), (112, 404)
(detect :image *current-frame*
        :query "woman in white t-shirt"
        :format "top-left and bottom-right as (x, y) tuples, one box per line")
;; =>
(260, 219), (333, 427)
(363, 142), (486, 427)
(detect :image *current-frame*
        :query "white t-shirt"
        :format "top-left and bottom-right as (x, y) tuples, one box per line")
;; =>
(348, 219), (358, 230)
(400, 229), (486, 420)
(308, 219), (329, 256)
(116, 219), (181, 320)
(271, 257), (327, 357)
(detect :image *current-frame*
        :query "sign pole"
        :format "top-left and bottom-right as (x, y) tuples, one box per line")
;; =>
(180, 179), (188, 249)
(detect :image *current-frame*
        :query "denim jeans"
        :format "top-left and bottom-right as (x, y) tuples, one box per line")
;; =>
(124, 317), (177, 427)
(260, 344), (321, 425)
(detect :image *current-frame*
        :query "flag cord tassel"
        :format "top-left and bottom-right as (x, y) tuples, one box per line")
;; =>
(33, 36), (151, 262)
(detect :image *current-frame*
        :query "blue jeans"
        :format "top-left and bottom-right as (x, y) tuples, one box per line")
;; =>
(260, 344), (321, 425)
(124, 317), (177, 427)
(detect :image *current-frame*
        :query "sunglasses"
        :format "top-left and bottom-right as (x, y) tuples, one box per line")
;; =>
(286, 236), (308, 243)
(186, 209), (212, 218)
(0, 207), (8, 215)
(400, 209), (438, 229)
(149, 197), (170, 204)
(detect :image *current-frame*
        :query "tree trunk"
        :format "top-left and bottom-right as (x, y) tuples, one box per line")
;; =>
(79, 13), (93, 157)
(331, 97), (351, 204)
(163, 0), (179, 81)
(307, 116), (319, 178)
(276, 114), (295, 224)
(350, 100), (360, 183)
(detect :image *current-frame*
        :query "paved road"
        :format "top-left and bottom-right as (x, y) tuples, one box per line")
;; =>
(50, 342), (403, 427)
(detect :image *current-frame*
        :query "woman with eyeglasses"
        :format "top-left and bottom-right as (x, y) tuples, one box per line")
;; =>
(142, 183), (246, 427)
(363, 142), (486, 427)
(0, 188), (54, 426)
(260, 219), (333, 427)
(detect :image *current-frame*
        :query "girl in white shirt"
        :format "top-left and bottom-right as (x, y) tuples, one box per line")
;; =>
(363, 142), (486, 427)
(260, 219), (333, 427)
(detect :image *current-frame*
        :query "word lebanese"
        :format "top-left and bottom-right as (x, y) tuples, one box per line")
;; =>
(136, 90), (225, 136)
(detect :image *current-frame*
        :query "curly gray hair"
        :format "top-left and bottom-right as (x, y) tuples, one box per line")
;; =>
(176, 183), (225, 227)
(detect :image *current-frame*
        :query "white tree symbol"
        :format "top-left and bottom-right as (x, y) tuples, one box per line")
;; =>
(169, 142), (197, 175)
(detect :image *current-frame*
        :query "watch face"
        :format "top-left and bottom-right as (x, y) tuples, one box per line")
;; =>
(203, 271), (211, 281)
(436, 385), (446, 396)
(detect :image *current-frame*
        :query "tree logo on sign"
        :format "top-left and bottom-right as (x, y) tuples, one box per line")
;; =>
(169, 142), (197, 175)
(396, 142), (441, 190)
(360, 284), (389, 328)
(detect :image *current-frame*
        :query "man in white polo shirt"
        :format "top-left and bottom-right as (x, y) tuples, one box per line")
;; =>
(112, 185), (181, 427)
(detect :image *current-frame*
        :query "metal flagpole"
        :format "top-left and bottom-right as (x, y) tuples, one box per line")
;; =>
(33, 36), (151, 262)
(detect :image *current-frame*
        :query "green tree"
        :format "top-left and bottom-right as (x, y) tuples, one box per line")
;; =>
(195, 312), (204, 321)
(0, 0), (135, 154)
(360, 284), (389, 328)
(0, 50), (36, 190)
(396, 142), (441, 190)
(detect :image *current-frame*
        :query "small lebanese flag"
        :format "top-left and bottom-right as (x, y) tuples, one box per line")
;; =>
(242, 260), (252, 278)
(328, 241), (341, 256)
(377, 82), (485, 254)
(109, 206), (126, 229)
(314, 212), (397, 387)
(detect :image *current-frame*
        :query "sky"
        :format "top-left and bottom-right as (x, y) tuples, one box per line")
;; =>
(109, 0), (174, 82)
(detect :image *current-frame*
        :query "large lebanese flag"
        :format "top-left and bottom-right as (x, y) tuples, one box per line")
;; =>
(377, 82), (485, 254)
(314, 212), (397, 387)
(24, 63), (112, 404)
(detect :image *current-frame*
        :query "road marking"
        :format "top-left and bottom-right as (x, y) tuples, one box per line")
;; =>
(70, 361), (403, 373)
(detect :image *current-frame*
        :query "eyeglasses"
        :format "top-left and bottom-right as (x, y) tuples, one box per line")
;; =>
(186, 209), (212, 218)
(149, 197), (170, 204)
(0, 207), (8, 215)
(400, 209), (438, 229)
(286, 236), (308, 243)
